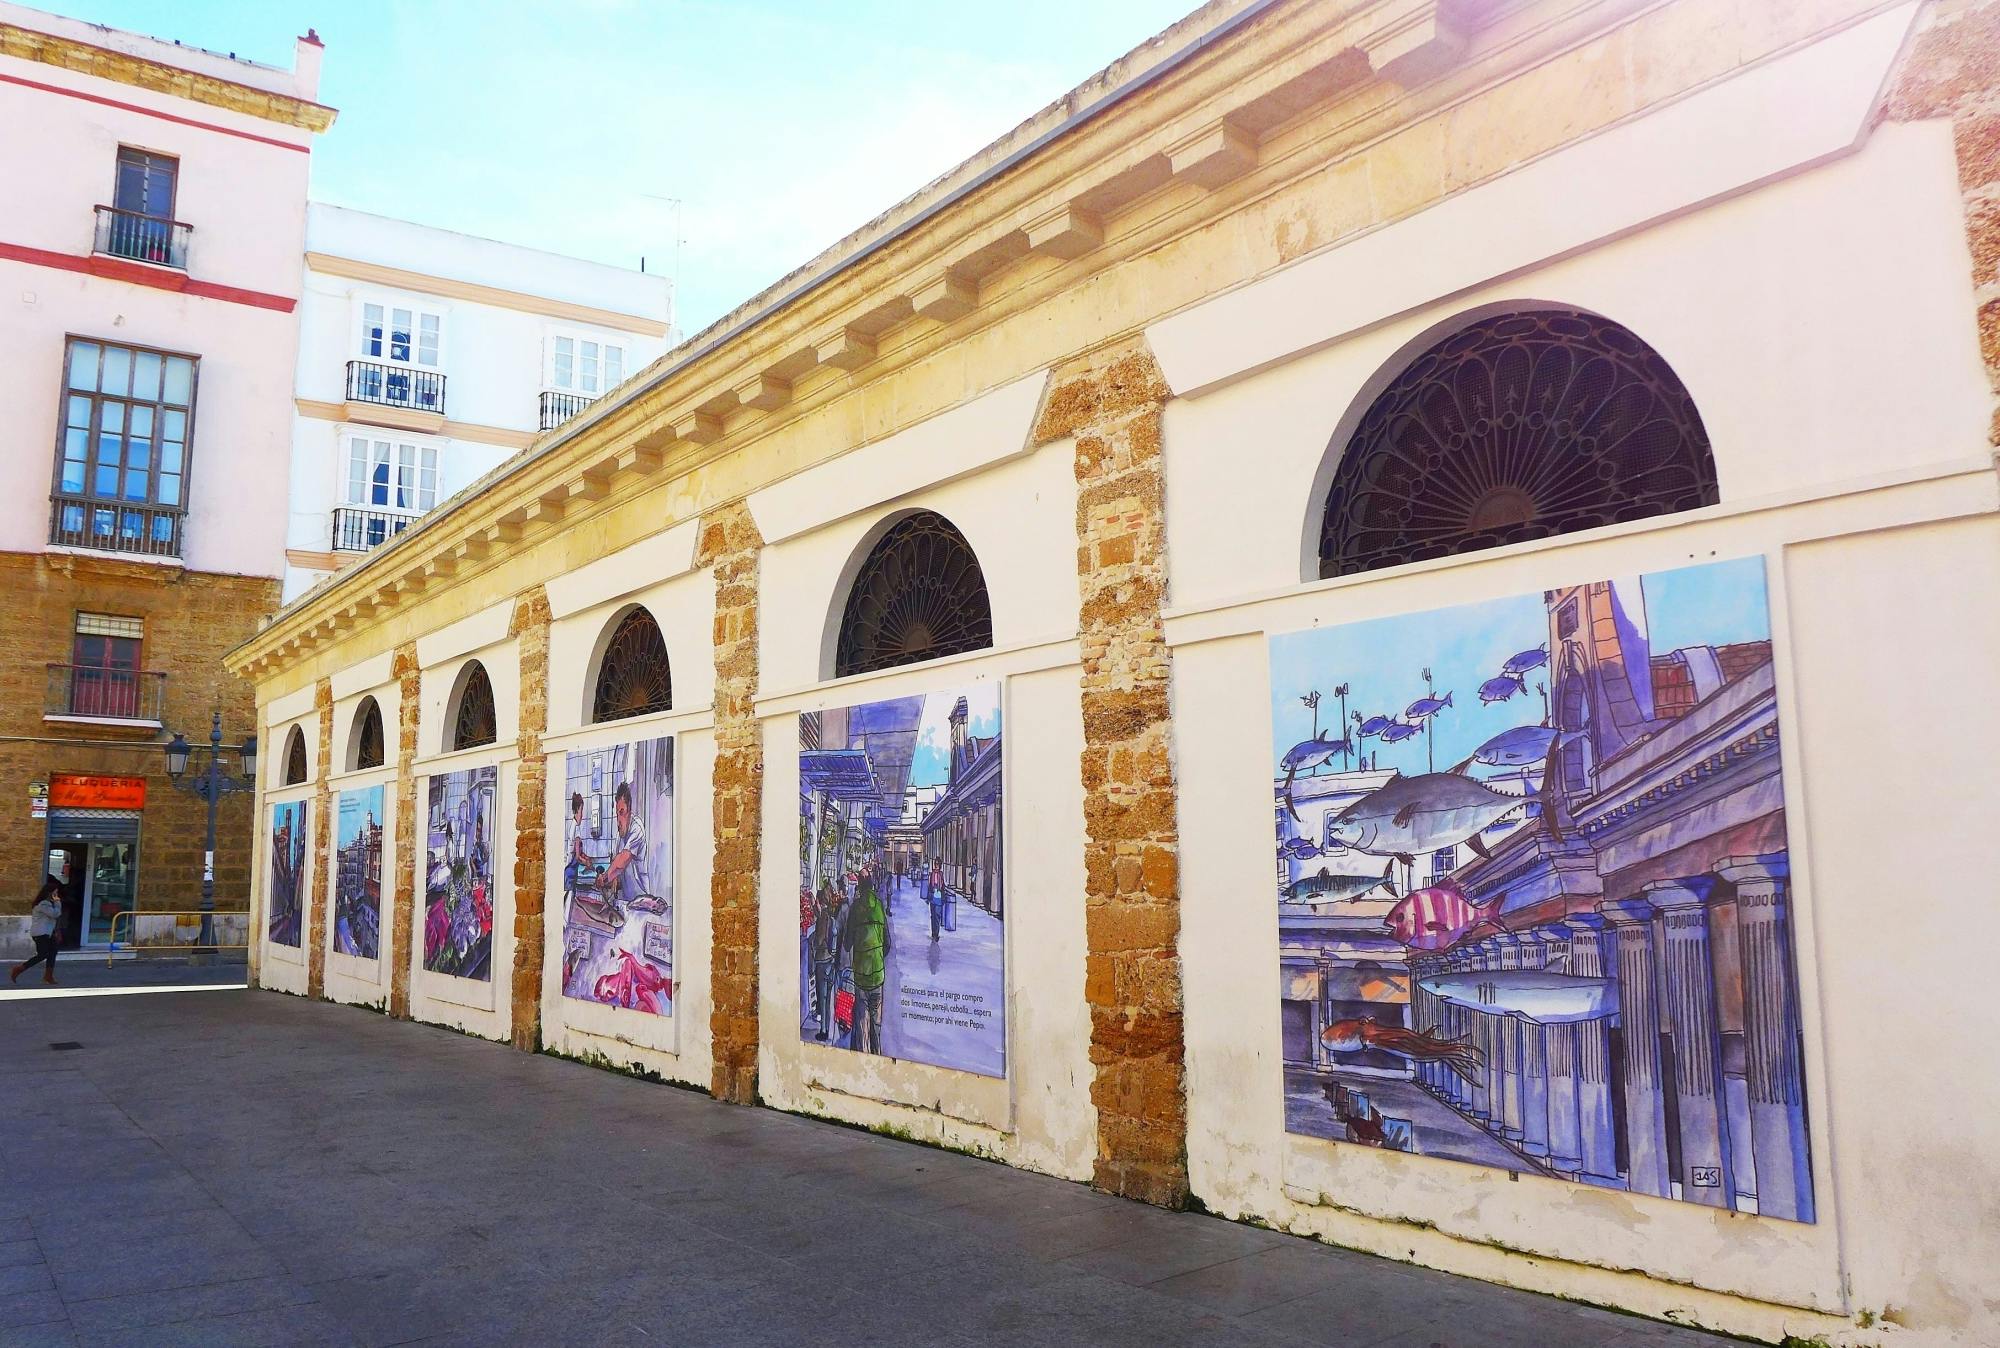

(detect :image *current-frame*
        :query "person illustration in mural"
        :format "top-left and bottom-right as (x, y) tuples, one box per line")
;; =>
(587, 780), (671, 1013)
(809, 880), (840, 1040)
(842, 873), (888, 1053)
(564, 792), (588, 898)
(927, 857), (947, 942)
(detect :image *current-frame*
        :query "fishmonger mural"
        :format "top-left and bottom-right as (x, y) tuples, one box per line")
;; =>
(425, 766), (496, 981)
(1270, 557), (1815, 1221)
(799, 685), (1004, 1078)
(560, 737), (675, 1016)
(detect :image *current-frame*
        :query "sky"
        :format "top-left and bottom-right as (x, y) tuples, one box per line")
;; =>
(1266, 555), (1773, 777)
(65, 0), (1198, 334)
(912, 683), (999, 792)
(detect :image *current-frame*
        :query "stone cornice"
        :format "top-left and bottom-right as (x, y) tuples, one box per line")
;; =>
(0, 23), (337, 133)
(225, 0), (1893, 684)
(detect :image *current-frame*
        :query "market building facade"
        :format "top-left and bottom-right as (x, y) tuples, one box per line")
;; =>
(226, 2), (2000, 1343)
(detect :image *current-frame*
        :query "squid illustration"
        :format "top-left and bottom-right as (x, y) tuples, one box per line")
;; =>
(1321, 1017), (1484, 1081)
(593, 947), (673, 1016)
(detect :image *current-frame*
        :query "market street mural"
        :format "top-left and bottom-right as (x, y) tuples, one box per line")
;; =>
(800, 685), (1004, 1078)
(425, 766), (497, 981)
(268, 800), (307, 949)
(333, 786), (385, 960)
(560, 738), (675, 1016)
(1270, 557), (1815, 1222)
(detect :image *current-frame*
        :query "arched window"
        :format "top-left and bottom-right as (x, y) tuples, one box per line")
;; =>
(591, 606), (672, 723)
(282, 725), (309, 786)
(834, 511), (992, 678)
(449, 661), (497, 751)
(350, 696), (385, 771)
(1316, 308), (1717, 579)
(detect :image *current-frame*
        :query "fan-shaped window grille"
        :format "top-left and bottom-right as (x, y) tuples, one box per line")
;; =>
(591, 607), (672, 723)
(351, 697), (385, 770)
(282, 726), (308, 785)
(1317, 309), (1717, 579)
(835, 512), (993, 678)
(450, 661), (497, 751)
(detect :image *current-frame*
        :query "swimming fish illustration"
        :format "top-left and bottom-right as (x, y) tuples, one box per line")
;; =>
(1325, 771), (1531, 862)
(1417, 969), (1620, 1024)
(1354, 713), (1395, 738)
(1384, 878), (1491, 951)
(1283, 860), (1397, 904)
(1471, 724), (1571, 767)
(1378, 721), (1421, 743)
(1478, 675), (1525, 704)
(1277, 836), (1322, 861)
(1404, 692), (1453, 722)
(1279, 732), (1356, 821)
(1320, 1018), (1483, 1081)
(1502, 646), (1549, 677)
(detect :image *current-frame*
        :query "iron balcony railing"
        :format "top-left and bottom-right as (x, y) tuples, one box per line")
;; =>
(93, 205), (191, 269)
(345, 360), (446, 414)
(538, 390), (594, 431)
(332, 506), (419, 554)
(45, 662), (166, 723)
(49, 495), (184, 558)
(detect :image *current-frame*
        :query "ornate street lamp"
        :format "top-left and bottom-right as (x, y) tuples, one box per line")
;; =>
(163, 711), (259, 957)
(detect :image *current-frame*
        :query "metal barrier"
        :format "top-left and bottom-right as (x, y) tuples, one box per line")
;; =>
(105, 910), (251, 966)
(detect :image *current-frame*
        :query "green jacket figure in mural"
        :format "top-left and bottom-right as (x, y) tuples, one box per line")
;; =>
(847, 883), (887, 993)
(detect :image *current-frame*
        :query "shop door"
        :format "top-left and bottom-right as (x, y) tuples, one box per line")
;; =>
(84, 843), (136, 945)
(46, 845), (87, 948)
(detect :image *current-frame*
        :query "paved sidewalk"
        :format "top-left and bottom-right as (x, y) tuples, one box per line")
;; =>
(0, 954), (246, 999)
(0, 990), (1740, 1347)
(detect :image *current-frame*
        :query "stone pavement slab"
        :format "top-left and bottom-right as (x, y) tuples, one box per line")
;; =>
(0, 989), (1745, 1347)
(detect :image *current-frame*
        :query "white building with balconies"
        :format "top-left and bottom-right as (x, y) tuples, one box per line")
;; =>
(283, 205), (672, 601)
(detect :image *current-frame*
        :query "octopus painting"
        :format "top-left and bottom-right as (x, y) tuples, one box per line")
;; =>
(1320, 1017), (1484, 1082)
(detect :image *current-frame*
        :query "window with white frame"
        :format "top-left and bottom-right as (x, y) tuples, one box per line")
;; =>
(546, 333), (626, 396)
(361, 302), (442, 368)
(344, 437), (439, 514)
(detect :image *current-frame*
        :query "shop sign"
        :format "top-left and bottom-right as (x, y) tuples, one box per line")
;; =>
(29, 782), (47, 820)
(49, 774), (147, 810)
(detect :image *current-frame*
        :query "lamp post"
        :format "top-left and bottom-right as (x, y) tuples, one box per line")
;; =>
(163, 710), (258, 959)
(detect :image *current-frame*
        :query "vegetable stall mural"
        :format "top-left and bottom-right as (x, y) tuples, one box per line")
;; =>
(1270, 557), (1815, 1221)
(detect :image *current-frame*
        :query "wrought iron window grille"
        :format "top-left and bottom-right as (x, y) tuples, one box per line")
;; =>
(591, 608), (673, 723)
(451, 662), (497, 750)
(835, 512), (993, 678)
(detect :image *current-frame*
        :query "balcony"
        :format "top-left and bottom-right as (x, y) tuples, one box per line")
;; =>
(539, 390), (595, 431)
(332, 506), (418, 555)
(93, 205), (191, 270)
(45, 662), (166, 729)
(344, 360), (447, 431)
(49, 495), (183, 559)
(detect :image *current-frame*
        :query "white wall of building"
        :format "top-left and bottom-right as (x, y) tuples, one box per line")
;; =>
(284, 205), (672, 602)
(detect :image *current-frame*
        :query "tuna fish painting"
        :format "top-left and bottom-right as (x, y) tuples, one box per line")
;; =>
(1269, 556), (1817, 1222)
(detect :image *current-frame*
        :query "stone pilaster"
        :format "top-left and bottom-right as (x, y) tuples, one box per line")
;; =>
(1033, 337), (1186, 1208)
(389, 642), (420, 1021)
(509, 587), (552, 1052)
(697, 502), (763, 1105)
(1515, 931), (1551, 1160)
(305, 678), (333, 1000)
(1563, 912), (1621, 1187)
(1884, 0), (2000, 442)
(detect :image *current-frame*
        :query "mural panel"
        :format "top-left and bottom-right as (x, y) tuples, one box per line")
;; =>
(799, 685), (1004, 1078)
(559, 737), (675, 1016)
(267, 801), (306, 949)
(1269, 557), (1815, 1221)
(334, 786), (385, 960)
(425, 766), (497, 981)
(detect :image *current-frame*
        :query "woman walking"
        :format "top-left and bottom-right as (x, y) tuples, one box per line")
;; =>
(11, 877), (64, 986)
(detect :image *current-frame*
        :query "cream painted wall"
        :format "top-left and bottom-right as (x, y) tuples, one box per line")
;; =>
(1160, 120), (1988, 610)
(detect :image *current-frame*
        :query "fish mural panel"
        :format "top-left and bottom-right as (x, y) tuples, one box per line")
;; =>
(1269, 556), (1817, 1222)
